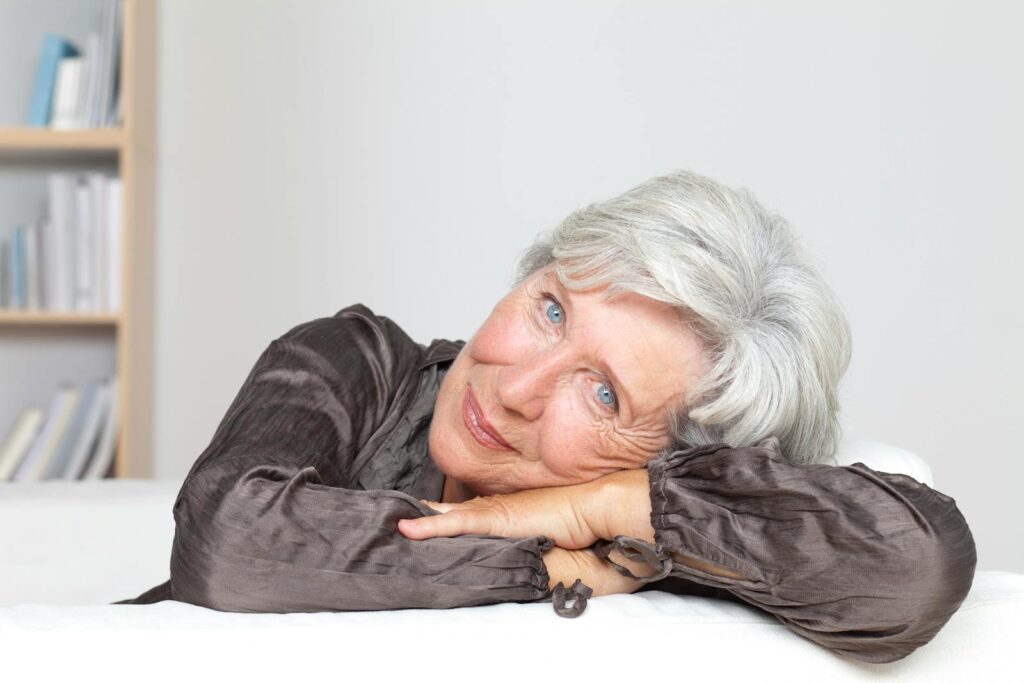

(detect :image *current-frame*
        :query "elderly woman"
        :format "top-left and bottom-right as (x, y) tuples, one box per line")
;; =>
(116, 170), (975, 664)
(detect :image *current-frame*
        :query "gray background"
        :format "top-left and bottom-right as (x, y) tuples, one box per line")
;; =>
(4, 1), (1020, 573)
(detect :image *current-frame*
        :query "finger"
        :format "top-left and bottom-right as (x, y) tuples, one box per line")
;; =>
(398, 509), (493, 540)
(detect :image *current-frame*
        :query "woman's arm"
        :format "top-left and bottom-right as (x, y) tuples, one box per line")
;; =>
(405, 436), (976, 662)
(588, 437), (978, 664)
(170, 305), (559, 613)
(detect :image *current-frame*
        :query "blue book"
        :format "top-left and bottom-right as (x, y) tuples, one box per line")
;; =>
(27, 34), (80, 127)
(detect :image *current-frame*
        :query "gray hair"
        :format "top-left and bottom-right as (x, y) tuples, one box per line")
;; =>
(510, 169), (852, 466)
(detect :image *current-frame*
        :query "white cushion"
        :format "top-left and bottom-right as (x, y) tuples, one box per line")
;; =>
(832, 436), (935, 486)
(2, 445), (1021, 682)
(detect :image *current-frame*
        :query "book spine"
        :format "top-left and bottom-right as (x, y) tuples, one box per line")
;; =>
(0, 236), (9, 308)
(25, 223), (41, 310)
(90, 175), (108, 311)
(51, 57), (80, 130)
(83, 32), (102, 127)
(107, 178), (123, 312)
(27, 35), (79, 127)
(0, 409), (45, 481)
(13, 225), (24, 309)
(74, 179), (94, 311)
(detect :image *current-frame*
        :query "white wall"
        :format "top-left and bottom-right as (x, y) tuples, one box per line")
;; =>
(155, 0), (1023, 572)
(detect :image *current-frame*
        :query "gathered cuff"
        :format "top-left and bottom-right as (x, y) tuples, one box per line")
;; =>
(643, 443), (771, 589)
(591, 536), (673, 583)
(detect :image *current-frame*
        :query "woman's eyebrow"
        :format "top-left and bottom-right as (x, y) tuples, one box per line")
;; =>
(547, 274), (636, 418)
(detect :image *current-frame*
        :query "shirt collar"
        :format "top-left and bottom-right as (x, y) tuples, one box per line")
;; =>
(418, 338), (465, 370)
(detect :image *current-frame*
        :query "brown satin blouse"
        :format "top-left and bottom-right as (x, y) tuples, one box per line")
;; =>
(115, 303), (977, 664)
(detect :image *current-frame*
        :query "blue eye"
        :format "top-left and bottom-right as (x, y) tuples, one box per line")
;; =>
(596, 383), (617, 407)
(543, 297), (564, 325)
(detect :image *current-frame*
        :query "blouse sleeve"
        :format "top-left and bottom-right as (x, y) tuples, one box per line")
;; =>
(169, 305), (558, 614)
(591, 436), (977, 664)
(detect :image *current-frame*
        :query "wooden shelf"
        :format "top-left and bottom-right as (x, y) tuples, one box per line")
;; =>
(0, 309), (121, 327)
(0, 127), (125, 152)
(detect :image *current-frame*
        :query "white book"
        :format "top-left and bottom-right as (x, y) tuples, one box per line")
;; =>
(63, 380), (112, 480)
(82, 32), (102, 127)
(13, 385), (80, 482)
(107, 178), (123, 312)
(83, 377), (118, 480)
(46, 173), (76, 311)
(0, 408), (45, 481)
(24, 222), (41, 310)
(49, 58), (74, 129)
(72, 55), (91, 128)
(89, 174), (108, 311)
(73, 178), (95, 311)
(43, 381), (100, 479)
(51, 57), (84, 130)
(37, 216), (54, 310)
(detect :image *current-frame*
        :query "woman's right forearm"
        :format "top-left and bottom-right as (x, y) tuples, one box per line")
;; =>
(173, 461), (555, 613)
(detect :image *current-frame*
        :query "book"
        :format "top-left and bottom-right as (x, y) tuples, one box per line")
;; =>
(83, 377), (119, 480)
(26, 35), (80, 127)
(90, 173), (108, 310)
(12, 225), (24, 309)
(0, 235), (9, 307)
(43, 380), (102, 479)
(45, 173), (76, 311)
(81, 32), (102, 127)
(25, 222), (42, 310)
(103, 0), (124, 127)
(13, 385), (80, 481)
(0, 408), (45, 481)
(51, 56), (87, 130)
(92, 0), (122, 128)
(107, 178), (123, 311)
(63, 380), (112, 480)
(74, 177), (95, 311)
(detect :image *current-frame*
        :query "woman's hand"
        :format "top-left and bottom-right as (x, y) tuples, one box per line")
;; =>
(396, 468), (655, 549)
(397, 481), (605, 550)
(396, 468), (675, 596)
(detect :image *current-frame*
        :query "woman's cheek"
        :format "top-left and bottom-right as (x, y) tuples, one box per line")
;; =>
(537, 412), (594, 482)
(469, 299), (537, 361)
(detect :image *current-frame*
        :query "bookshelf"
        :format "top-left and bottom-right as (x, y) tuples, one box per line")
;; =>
(0, 0), (157, 478)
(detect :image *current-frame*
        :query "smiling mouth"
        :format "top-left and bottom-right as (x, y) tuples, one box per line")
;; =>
(462, 385), (515, 451)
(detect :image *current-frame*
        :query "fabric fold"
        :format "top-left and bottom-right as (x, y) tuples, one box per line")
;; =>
(591, 536), (673, 583)
(635, 436), (977, 663)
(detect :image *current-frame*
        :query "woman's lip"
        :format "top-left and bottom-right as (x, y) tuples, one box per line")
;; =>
(462, 386), (515, 451)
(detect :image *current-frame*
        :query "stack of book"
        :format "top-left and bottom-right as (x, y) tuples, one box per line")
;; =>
(0, 172), (123, 312)
(26, 0), (123, 129)
(0, 376), (119, 481)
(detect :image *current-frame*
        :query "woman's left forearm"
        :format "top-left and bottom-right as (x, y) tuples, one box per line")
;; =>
(588, 468), (749, 581)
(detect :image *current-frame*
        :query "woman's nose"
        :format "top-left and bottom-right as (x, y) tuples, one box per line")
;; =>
(494, 348), (568, 422)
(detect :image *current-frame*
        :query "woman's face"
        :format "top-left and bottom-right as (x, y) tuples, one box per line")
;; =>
(428, 263), (709, 500)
